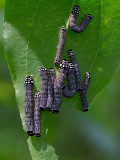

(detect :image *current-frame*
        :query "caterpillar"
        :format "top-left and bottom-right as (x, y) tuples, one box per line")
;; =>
(39, 67), (48, 110)
(46, 68), (55, 111)
(24, 76), (34, 136)
(34, 91), (41, 137)
(54, 27), (67, 66)
(81, 72), (91, 112)
(62, 63), (76, 98)
(53, 60), (69, 113)
(68, 49), (82, 92)
(70, 5), (92, 33)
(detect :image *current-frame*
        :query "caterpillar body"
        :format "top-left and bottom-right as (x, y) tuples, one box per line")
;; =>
(63, 63), (76, 98)
(39, 67), (48, 110)
(68, 49), (82, 92)
(81, 72), (91, 112)
(24, 76), (34, 136)
(46, 68), (55, 111)
(34, 91), (41, 137)
(70, 5), (92, 33)
(54, 27), (67, 66)
(53, 60), (69, 113)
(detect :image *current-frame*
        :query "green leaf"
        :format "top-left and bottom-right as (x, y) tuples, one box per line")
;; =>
(4, 0), (120, 159)
(0, 0), (5, 9)
(0, 9), (4, 56)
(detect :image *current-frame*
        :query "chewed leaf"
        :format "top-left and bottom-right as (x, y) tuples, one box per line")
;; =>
(4, 0), (120, 159)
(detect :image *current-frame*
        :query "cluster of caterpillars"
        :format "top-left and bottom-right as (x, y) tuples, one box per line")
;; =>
(24, 5), (92, 137)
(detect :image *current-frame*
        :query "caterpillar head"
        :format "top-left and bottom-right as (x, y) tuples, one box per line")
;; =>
(72, 5), (80, 15)
(24, 75), (33, 85)
(48, 68), (54, 75)
(35, 91), (41, 98)
(39, 67), (47, 76)
(60, 59), (69, 70)
(68, 49), (75, 59)
(86, 72), (91, 79)
(87, 14), (93, 20)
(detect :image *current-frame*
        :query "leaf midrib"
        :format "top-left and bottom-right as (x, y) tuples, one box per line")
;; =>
(25, 0), (41, 74)
(90, 0), (102, 73)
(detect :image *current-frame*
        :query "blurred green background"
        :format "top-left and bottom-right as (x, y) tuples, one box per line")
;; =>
(1, 0), (120, 160)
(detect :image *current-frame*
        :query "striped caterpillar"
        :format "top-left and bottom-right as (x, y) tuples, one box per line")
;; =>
(46, 68), (55, 111)
(34, 91), (41, 137)
(53, 60), (69, 113)
(39, 67), (48, 110)
(70, 5), (92, 33)
(81, 72), (91, 112)
(68, 49), (82, 92)
(62, 63), (76, 98)
(24, 76), (34, 136)
(54, 27), (67, 66)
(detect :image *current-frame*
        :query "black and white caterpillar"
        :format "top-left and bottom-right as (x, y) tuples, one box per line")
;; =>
(70, 5), (92, 33)
(62, 63), (76, 98)
(46, 68), (55, 111)
(81, 72), (91, 112)
(68, 49), (82, 92)
(54, 27), (67, 66)
(53, 60), (69, 113)
(39, 67), (48, 110)
(34, 91), (41, 137)
(24, 76), (34, 136)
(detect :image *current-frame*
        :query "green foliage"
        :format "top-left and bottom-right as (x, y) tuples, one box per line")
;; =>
(0, 0), (5, 9)
(0, 9), (4, 56)
(4, 0), (120, 159)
